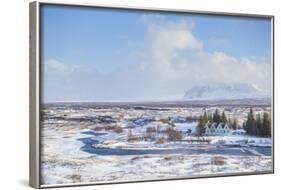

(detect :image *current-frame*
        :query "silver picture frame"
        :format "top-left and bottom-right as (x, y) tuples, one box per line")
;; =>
(30, 1), (274, 188)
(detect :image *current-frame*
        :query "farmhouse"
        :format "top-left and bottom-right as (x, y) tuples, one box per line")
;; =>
(204, 122), (231, 135)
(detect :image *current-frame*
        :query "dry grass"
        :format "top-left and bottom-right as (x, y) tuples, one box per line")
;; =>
(166, 127), (182, 141)
(164, 156), (173, 161)
(146, 126), (157, 133)
(212, 156), (226, 166)
(159, 118), (170, 124)
(131, 156), (142, 161)
(95, 125), (123, 133)
(127, 131), (142, 142)
(155, 137), (166, 144)
(114, 127), (123, 133)
(95, 126), (105, 131)
(69, 174), (82, 183)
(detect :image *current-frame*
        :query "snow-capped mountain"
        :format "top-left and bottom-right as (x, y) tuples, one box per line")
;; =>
(184, 83), (269, 100)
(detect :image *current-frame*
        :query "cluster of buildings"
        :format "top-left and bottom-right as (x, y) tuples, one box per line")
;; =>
(204, 122), (246, 135)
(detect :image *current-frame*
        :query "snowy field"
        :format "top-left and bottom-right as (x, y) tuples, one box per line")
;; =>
(40, 103), (272, 185)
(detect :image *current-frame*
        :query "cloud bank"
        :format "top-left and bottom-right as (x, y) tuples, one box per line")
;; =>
(42, 16), (272, 102)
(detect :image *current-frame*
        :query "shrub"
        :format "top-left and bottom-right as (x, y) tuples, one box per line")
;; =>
(155, 137), (166, 144)
(69, 174), (81, 183)
(102, 125), (124, 133)
(95, 126), (105, 131)
(212, 156), (226, 166)
(114, 127), (123, 133)
(146, 126), (157, 133)
(166, 127), (182, 141)
(164, 156), (173, 161)
(143, 132), (156, 141)
(127, 130), (142, 142)
(131, 156), (142, 161)
(159, 118), (170, 124)
(105, 125), (117, 130)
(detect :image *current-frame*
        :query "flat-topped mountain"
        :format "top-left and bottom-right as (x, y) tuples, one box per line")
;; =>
(184, 83), (268, 100)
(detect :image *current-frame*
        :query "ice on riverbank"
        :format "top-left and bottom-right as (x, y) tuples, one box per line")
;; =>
(40, 103), (272, 185)
(41, 126), (272, 185)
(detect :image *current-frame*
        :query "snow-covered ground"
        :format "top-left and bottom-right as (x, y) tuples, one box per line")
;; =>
(40, 104), (272, 186)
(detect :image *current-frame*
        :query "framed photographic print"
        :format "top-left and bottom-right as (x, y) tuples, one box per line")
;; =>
(29, 1), (274, 188)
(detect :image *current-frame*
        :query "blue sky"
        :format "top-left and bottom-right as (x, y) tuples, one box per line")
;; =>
(41, 4), (272, 102)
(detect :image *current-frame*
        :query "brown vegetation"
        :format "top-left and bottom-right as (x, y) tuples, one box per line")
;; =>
(212, 156), (226, 166)
(95, 125), (123, 133)
(127, 130), (142, 142)
(166, 127), (182, 141)
(114, 126), (123, 133)
(146, 126), (157, 133)
(155, 137), (166, 144)
(69, 174), (82, 183)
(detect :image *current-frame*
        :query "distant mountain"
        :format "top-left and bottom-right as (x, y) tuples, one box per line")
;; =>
(184, 83), (269, 100)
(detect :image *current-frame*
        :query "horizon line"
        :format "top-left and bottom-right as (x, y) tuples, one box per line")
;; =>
(41, 97), (272, 104)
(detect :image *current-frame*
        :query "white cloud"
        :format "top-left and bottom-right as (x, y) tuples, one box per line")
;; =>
(42, 16), (272, 102)
(134, 16), (271, 96)
(137, 19), (203, 80)
(147, 20), (203, 51)
(45, 59), (79, 75)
